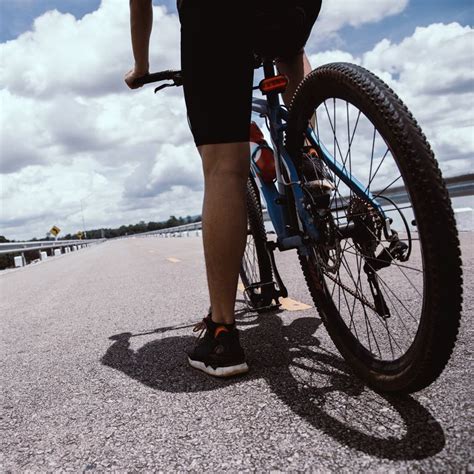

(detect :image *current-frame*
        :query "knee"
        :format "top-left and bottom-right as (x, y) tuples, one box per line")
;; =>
(200, 142), (250, 182)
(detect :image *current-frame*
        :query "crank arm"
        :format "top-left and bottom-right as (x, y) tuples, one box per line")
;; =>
(266, 240), (289, 299)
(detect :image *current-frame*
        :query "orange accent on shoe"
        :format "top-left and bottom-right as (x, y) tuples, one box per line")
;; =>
(214, 326), (230, 338)
(306, 147), (319, 158)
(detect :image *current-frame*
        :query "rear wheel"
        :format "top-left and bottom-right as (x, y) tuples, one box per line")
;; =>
(286, 62), (463, 393)
(240, 177), (274, 311)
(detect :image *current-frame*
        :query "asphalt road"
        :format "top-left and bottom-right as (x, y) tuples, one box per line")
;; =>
(1, 233), (472, 471)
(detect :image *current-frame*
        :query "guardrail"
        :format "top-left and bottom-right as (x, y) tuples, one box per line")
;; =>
(128, 223), (202, 238)
(0, 239), (106, 254)
(0, 239), (106, 268)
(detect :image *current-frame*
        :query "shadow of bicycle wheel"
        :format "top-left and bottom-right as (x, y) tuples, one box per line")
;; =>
(101, 310), (444, 460)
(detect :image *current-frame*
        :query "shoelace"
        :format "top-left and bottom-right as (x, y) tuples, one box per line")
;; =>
(192, 317), (209, 340)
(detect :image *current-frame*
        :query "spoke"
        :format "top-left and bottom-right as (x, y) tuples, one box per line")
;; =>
(337, 238), (362, 335)
(365, 147), (390, 192)
(350, 246), (366, 341)
(384, 318), (396, 360)
(323, 102), (359, 193)
(375, 174), (404, 197)
(346, 101), (353, 182)
(344, 250), (423, 273)
(324, 106), (363, 210)
(338, 263), (375, 352)
(363, 260), (420, 324)
(363, 301), (383, 358)
(377, 276), (414, 340)
(343, 251), (407, 358)
(332, 204), (413, 220)
(340, 253), (378, 315)
(395, 261), (423, 298)
(367, 125), (377, 193)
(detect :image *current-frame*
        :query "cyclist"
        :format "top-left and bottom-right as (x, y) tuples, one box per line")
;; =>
(125, 0), (322, 377)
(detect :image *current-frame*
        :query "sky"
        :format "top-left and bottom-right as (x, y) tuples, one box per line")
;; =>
(0, 0), (473, 240)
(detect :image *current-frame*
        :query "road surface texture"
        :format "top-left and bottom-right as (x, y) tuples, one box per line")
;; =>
(1, 233), (472, 471)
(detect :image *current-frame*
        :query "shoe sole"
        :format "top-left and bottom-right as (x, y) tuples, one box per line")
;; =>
(187, 357), (249, 378)
(306, 179), (335, 192)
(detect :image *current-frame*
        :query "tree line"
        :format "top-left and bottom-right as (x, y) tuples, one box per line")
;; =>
(61, 214), (200, 240)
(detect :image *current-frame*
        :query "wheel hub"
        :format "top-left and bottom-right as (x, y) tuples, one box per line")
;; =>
(347, 196), (383, 257)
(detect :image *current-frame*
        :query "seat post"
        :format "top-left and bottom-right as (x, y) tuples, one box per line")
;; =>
(262, 59), (280, 109)
(263, 59), (276, 79)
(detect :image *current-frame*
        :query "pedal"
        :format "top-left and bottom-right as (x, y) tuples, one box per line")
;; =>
(242, 281), (282, 313)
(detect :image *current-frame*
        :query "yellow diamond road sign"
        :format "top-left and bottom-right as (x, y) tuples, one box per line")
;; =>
(50, 226), (61, 237)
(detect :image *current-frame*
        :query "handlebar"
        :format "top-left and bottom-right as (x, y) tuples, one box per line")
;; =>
(132, 70), (183, 91)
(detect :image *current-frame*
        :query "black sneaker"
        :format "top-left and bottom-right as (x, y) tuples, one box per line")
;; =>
(301, 146), (335, 194)
(187, 315), (249, 377)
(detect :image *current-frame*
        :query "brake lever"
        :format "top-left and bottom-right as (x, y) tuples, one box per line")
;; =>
(154, 83), (174, 93)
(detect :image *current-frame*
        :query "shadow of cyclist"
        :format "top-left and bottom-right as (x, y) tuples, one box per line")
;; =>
(101, 310), (445, 460)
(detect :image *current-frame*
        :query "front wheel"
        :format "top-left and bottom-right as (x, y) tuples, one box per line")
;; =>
(286, 62), (463, 393)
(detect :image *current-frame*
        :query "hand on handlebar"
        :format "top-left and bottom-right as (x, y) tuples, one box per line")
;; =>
(124, 66), (149, 90)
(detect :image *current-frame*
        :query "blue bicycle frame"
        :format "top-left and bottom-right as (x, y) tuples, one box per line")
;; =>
(249, 66), (387, 255)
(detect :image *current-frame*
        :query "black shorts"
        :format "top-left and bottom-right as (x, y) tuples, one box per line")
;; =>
(178, 0), (322, 146)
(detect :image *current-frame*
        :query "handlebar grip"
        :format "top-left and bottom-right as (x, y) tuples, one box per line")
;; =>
(132, 70), (182, 88)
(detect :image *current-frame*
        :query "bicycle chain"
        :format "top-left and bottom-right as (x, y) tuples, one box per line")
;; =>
(322, 269), (378, 313)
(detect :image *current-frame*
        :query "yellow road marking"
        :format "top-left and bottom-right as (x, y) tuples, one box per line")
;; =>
(237, 282), (311, 311)
(167, 257), (181, 263)
(279, 297), (312, 311)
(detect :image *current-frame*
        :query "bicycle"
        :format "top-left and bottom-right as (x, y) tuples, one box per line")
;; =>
(134, 58), (463, 393)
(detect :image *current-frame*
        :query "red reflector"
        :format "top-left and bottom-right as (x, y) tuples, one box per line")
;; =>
(259, 75), (289, 94)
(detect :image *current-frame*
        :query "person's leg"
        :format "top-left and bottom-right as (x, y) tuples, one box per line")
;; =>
(199, 142), (250, 325)
(276, 50), (312, 107)
(179, 1), (253, 327)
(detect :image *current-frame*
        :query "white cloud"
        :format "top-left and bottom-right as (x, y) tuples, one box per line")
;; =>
(0, 0), (193, 239)
(318, 0), (408, 33)
(0, 0), (472, 240)
(0, 0), (179, 98)
(310, 0), (409, 47)
(309, 22), (474, 177)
